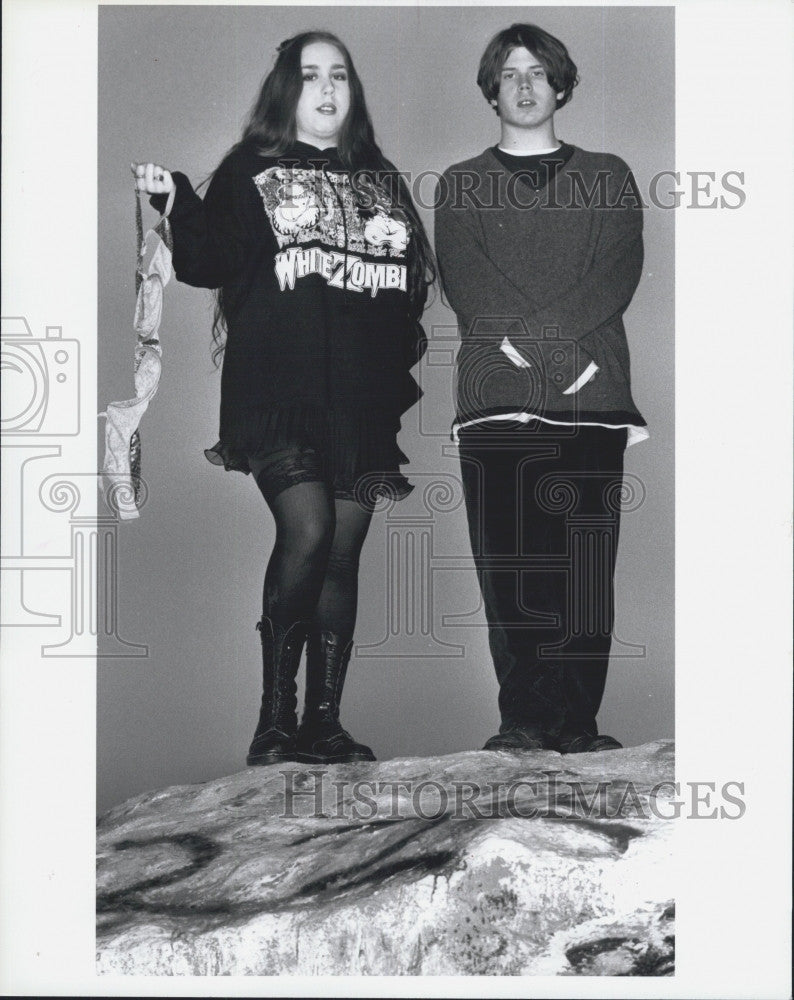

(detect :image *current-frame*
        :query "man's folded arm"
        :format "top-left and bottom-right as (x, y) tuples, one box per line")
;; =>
(435, 183), (542, 336)
(435, 167), (644, 345)
(522, 177), (644, 341)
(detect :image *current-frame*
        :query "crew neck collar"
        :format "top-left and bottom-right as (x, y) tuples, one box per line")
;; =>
(487, 142), (578, 167)
(291, 139), (340, 157)
(496, 143), (562, 156)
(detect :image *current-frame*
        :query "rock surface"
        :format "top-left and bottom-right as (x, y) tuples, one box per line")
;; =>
(97, 740), (674, 975)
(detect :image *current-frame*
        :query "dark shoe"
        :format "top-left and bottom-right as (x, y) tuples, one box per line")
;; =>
(482, 726), (555, 752)
(558, 733), (623, 754)
(295, 630), (376, 763)
(246, 617), (309, 766)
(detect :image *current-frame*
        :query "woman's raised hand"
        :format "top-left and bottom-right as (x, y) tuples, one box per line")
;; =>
(131, 162), (174, 195)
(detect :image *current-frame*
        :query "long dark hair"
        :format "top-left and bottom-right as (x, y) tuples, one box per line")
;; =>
(208, 30), (435, 366)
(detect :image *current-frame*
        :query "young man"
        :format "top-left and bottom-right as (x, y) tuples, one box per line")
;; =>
(435, 23), (648, 753)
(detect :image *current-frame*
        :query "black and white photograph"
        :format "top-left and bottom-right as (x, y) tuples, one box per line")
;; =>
(0, 0), (791, 996)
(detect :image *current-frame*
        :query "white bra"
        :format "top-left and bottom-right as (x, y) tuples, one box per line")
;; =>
(99, 190), (173, 519)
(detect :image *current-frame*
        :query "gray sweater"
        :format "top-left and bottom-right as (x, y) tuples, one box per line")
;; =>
(435, 145), (647, 431)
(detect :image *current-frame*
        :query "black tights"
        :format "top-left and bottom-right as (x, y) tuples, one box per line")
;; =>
(258, 479), (372, 638)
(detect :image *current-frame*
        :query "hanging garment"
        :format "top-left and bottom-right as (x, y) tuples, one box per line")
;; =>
(99, 189), (173, 519)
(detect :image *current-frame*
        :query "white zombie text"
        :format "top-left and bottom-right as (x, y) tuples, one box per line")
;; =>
(274, 246), (407, 296)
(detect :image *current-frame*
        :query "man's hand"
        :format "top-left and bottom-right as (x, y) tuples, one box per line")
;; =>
(131, 162), (174, 195)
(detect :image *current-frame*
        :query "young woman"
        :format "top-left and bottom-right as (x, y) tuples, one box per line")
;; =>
(134, 31), (434, 765)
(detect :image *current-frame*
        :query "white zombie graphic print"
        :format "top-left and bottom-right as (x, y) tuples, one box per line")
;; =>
(269, 177), (324, 237)
(364, 210), (408, 253)
(253, 167), (409, 256)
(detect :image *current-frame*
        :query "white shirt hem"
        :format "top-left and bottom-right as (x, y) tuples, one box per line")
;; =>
(452, 412), (650, 448)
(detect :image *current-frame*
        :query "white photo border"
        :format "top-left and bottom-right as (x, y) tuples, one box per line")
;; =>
(1, 0), (791, 996)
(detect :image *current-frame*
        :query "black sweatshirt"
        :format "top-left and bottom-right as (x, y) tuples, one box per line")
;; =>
(151, 140), (423, 462)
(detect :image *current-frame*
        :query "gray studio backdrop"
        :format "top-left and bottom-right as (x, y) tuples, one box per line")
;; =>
(98, 6), (674, 814)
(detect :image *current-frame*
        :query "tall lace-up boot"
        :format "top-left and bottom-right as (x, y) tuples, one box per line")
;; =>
(295, 630), (376, 763)
(246, 616), (309, 766)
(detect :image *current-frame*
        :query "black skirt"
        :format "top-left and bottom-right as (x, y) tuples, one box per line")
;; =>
(204, 403), (413, 506)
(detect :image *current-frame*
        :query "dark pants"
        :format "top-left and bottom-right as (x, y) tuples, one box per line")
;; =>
(458, 421), (627, 738)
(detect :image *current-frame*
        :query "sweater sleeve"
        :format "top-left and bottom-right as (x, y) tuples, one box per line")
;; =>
(435, 162), (644, 344)
(382, 157), (430, 367)
(435, 171), (540, 337)
(149, 155), (259, 289)
(523, 163), (644, 341)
